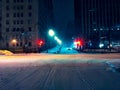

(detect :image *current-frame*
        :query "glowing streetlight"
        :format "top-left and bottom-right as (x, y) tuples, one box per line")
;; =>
(48, 29), (55, 37)
(54, 36), (58, 40)
(11, 39), (17, 45)
(54, 36), (62, 45)
(57, 39), (62, 45)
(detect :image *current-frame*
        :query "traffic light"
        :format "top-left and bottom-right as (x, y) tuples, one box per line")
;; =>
(74, 38), (83, 49)
(74, 40), (82, 46)
(37, 39), (44, 47)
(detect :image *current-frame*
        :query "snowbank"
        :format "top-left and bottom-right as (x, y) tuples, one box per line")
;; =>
(0, 50), (13, 55)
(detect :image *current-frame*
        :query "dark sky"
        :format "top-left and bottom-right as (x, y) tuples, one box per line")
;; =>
(52, 0), (74, 39)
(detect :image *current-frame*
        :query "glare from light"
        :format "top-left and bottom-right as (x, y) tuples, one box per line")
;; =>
(57, 39), (62, 45)
(54, 36), (58, 40)
(99, 43), (104, 48)
(11, 39), (17, 44)
(48, 29), (55, 37)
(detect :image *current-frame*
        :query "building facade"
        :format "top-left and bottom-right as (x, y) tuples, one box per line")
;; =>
(74, 0), (120, 42)
(0, 0), (2, 43)
(1, 0), (54, 52)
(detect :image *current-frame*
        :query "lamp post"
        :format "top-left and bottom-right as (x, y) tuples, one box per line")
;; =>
(11, 39), (17, 46)
(48, 29), (62, 53)
(11, 39), (17, 52)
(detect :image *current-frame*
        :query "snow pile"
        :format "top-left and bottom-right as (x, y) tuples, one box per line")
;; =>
(0, 50), (13, 55)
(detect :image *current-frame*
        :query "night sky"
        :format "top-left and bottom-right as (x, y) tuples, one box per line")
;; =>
(52, 0), (74, 40)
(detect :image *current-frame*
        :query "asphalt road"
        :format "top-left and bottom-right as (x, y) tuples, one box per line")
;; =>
(0, 54), (120, 90)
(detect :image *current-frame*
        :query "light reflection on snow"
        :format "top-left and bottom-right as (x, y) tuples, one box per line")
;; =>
(0, 53), (119, 66)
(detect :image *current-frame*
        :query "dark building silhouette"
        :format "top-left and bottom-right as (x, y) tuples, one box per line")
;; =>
(74, 0), (120, 42)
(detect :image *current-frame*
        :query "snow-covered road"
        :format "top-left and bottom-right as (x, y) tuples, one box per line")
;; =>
(0, 53), (120, 90)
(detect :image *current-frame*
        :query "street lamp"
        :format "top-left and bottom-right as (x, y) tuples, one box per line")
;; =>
(54, 36), (62, 45)
(11, 39), (17, 52)
(48, 29), (55, 37)
(11, 39), (17, 45)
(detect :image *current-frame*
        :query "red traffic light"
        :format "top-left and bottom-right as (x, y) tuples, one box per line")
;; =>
(37, 39), (44, 46)
(74, 40), (82, 46)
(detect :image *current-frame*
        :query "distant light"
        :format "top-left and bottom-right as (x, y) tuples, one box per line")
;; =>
(37, 39), (44, 46)
(100, 28), (103, 31)
(99, 43), (104, 48)
(54, 36), (58, 40)
(93, 28), (97, 31)
(57, 39), (62, 45)
(11, 39), (17, 44)
(48, 29), (55, 37)
(117, 28), (120, 30)
(54, 36), (62, 45)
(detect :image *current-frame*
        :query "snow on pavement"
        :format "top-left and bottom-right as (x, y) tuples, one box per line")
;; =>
(0, 53), (120, 90)
(0, 53), (120, 67)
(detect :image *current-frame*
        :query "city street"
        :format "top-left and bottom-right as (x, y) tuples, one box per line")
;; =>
(0, 53), (120, 90)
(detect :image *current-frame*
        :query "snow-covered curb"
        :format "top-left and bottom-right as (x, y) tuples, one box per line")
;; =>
(0, 50), (13, 55)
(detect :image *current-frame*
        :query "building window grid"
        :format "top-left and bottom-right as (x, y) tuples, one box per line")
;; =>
(28, 0), (32, 3)
(6, 28), (9, 32)
(6, 5), (9, 10)
(6, 0), (9, 3)
(6, 20), (9, 25)
(6, 13), (9, 17)
(28, 27), (32, 31)
(28, 12), (32, 17)
(13, 0), (24, 3)
(28, 5), (32, 10)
